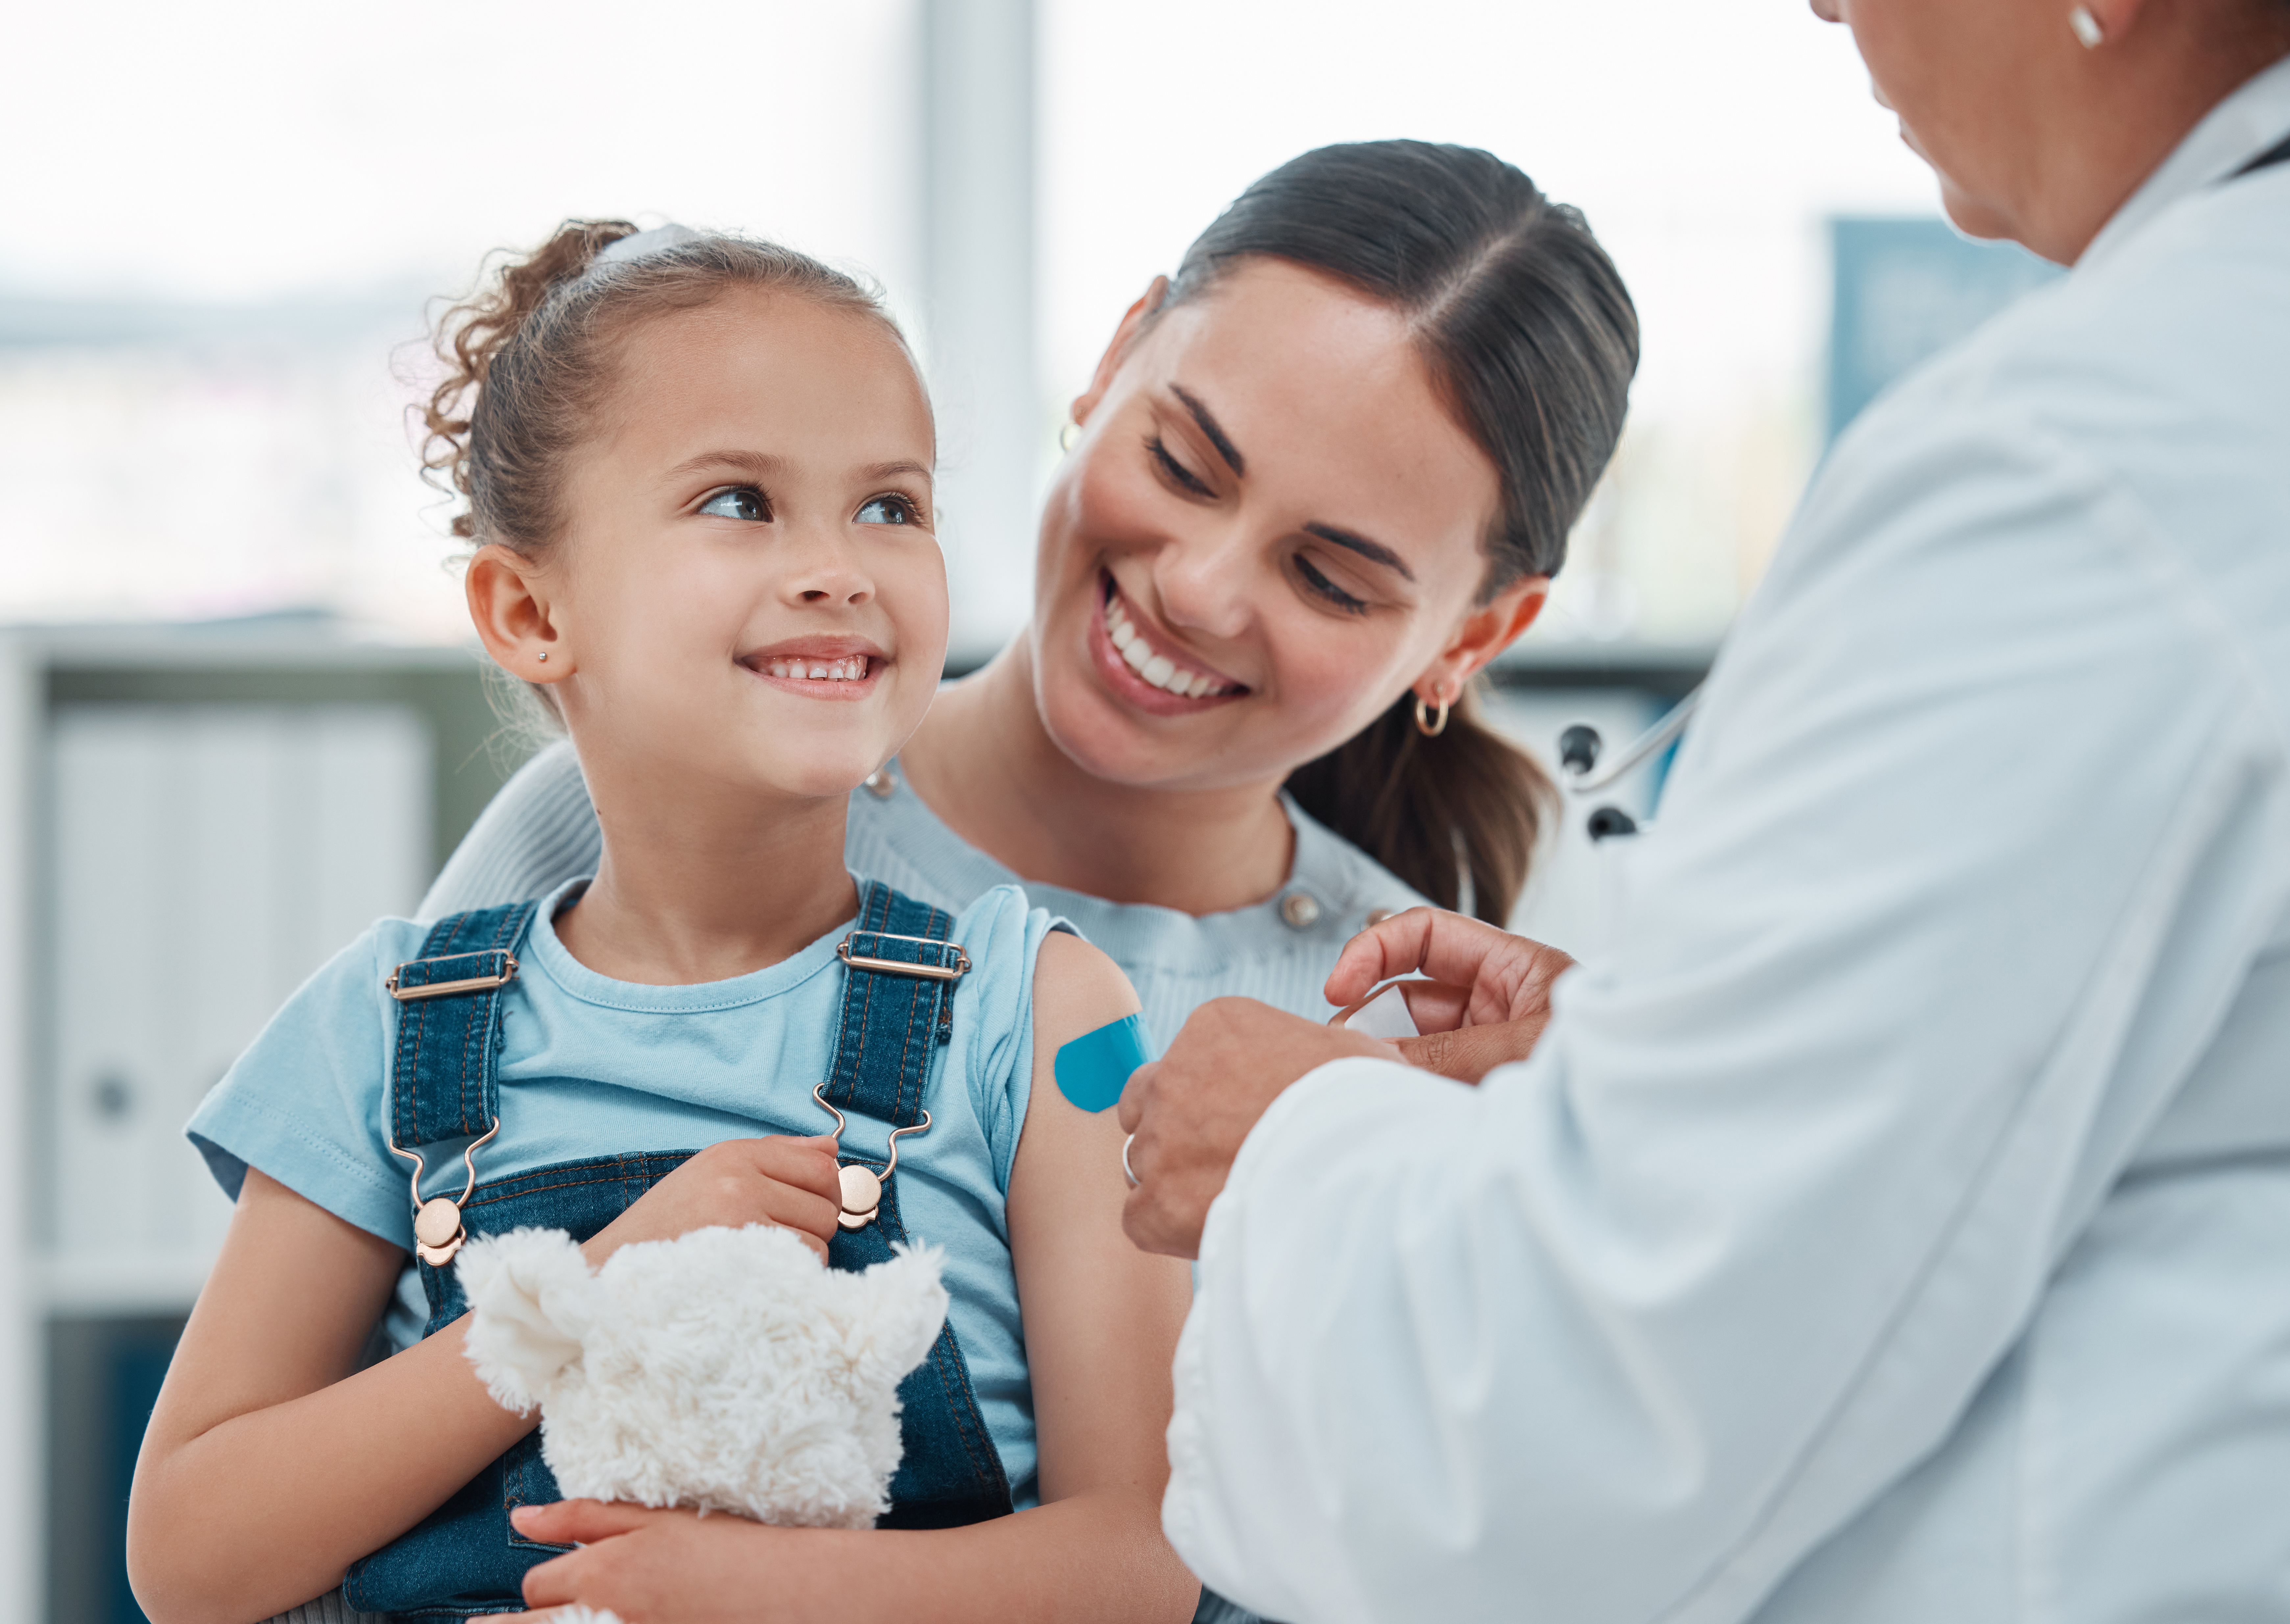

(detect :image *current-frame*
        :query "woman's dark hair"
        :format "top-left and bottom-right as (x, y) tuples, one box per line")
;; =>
(1163, 141), (1638, 923)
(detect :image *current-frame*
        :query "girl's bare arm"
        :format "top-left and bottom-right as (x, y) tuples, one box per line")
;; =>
(503, 930), (1201, 1624)
(129, 1135), (843, 1624)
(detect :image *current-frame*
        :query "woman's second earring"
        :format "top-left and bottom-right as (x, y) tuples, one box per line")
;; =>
(1059, 420), (1081, 453)
(2069, 5), (2104, 46)
(1414, 691), (1450, 737)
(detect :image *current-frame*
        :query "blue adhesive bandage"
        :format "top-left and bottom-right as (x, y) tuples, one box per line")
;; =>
(1053, 1012), (1152, 1113)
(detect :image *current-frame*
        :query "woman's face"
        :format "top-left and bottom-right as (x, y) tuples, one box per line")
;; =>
(1029, 258), (1543, 796)
(474, 288), (948, 808)
(1810, 0), (2059, 244)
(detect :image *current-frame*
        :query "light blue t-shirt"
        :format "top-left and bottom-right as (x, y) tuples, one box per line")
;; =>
(422, 742), (1432, 1049)
(186, 877), (1057, 1498)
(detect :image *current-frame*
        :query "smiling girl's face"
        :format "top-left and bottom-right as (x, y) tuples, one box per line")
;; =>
(1031, 257), (1536, 795)
(473, 287), (946, 808)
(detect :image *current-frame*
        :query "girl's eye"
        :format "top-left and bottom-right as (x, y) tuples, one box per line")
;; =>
(1296, 554), (1370, 616)
(856, 494), (921, 526)
(698, 487), (771, 522)
(1148, 437), (1214, 497)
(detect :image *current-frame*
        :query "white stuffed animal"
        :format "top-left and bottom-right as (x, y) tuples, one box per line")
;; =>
(458, 1223), (948, 1530)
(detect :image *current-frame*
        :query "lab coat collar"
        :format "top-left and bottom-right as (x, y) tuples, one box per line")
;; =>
(2080, 52), (2290, 270)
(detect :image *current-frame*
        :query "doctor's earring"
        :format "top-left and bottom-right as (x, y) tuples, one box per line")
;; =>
(1058, 420), (1081, 453)
(1413, 686), (1452, 738)
(2069, 5), (2105, 46)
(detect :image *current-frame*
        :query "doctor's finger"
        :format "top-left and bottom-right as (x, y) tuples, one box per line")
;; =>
(1117, 1060), (1160, 1133)
(1394, 1010), (1555, 1083)
(1327, 908), (1526, 1007)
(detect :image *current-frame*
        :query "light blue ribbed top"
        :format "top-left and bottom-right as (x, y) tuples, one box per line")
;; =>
(419, 741), (1429, 1048)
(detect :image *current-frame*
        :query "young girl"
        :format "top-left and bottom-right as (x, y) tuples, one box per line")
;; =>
(125, 222), (1198, 1624)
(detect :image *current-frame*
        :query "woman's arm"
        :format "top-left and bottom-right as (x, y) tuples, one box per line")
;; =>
(501, 930), (1201, 1624)
(129, 1137), (843, 1624)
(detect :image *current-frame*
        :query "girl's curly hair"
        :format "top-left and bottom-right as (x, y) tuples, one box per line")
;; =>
(422, 219), (904, 558)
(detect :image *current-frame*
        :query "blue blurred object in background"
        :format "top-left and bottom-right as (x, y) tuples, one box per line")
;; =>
(1828, 218), (2063, 442)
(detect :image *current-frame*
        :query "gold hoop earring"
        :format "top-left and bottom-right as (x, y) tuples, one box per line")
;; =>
(1058, 420), (1081, 453)
(1414, 692), (1450, 737)
(2068, 5), (2104, 46)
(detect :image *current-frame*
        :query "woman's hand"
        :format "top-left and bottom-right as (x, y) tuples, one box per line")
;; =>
(580, 1135), (843, 1267)
(1324, 907), (1577, 1083)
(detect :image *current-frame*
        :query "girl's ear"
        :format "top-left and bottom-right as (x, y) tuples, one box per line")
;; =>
(1070, 275), (1170, 429)
(1414, 575), (1550, 706)
(466, 543), (571, 681)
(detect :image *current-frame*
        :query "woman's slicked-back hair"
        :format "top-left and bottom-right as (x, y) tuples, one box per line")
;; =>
(1163, 141), (1639, 924)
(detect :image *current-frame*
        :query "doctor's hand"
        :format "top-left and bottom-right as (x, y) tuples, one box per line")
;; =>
(1118, 997), (1392, 1260)
(1325, 907), (1577, 1083)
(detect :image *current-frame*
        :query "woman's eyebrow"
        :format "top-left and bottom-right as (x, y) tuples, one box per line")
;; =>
(1169, 384), (1245, 476)
(1303, 521), (1415, 582)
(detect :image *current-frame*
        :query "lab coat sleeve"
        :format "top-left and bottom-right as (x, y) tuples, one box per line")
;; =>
(1161, 388), (2290, 1623)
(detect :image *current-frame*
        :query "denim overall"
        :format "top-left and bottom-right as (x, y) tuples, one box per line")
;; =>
(341, 881), (1014, 1618)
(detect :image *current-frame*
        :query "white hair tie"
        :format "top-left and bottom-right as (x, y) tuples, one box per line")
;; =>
(595, 223), (704, 266)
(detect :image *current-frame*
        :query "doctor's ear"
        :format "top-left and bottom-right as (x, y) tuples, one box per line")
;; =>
(466, 545), (573, 682)
(1071, 275), (1172, 428)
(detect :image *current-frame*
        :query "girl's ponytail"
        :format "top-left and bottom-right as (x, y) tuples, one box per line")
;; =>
(1285, 685), (1552, 925)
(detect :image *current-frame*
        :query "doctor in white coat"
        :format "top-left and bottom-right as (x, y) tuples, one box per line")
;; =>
(1118, 1), (2290, 1620)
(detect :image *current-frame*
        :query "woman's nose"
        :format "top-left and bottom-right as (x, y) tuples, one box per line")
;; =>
(1152, 531), (1254, 642)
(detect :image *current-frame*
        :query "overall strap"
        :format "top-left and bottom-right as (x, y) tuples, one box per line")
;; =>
(386, 900), (540, 1150)
(821, 880), (968, 1129)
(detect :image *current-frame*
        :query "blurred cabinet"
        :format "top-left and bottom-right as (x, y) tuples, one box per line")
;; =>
(0, 618), (529, 1624)
(46, 706), (430, 1289)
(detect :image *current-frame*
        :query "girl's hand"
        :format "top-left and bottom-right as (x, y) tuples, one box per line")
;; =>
(477, 1501), (833, 1624)
(1323, 907), (1577, 1082)
(580, 1135), (844, 1266)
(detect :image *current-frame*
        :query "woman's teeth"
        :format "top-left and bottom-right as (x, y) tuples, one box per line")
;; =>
(762, 656), (870, 682)
(1105, 594), (1233, 699)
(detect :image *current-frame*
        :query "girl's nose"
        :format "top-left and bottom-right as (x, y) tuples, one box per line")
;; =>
(782, 521), (875, 606)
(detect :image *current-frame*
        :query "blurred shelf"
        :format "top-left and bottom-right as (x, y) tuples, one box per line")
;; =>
(1489, 639), (1716, 697)
(38, 1252), (214, 1317)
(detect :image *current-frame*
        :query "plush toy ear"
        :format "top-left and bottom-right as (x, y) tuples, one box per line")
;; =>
(458, 1227), (596, 1415)
(857, 1243), (951, 1385)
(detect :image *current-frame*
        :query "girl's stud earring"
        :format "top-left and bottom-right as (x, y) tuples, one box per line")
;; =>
(1058, 420), (1081, 453)
(2069, 5), (2105, 47)
(536, 651), (548, 663)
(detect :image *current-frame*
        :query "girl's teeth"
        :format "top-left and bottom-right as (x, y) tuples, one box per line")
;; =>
(765, 656), (867, 681)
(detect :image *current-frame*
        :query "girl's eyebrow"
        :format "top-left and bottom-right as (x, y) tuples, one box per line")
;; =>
(1302, 521), (1414, 582)
(664, 452), (930, 484)
(667, 449), (785, 481)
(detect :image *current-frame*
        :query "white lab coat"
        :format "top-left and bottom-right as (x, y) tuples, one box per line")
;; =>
(1165, 59), (2290, 1624)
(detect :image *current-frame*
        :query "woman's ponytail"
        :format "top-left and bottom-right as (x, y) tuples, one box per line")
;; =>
(1285, 685), (1552, 924)
(1168, 141), (1638, 923)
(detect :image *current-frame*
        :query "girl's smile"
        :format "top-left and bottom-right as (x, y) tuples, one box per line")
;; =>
(740, 636), (889, 700)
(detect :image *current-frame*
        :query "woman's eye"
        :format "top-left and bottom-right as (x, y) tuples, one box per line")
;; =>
(1296, 555), (1370, 616)
(698, 487), (770, 522)
(1148, 437), (1214, 497)
(856, 495), (920, 526)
